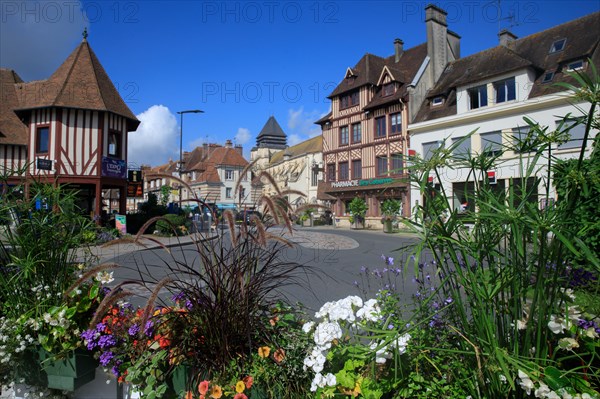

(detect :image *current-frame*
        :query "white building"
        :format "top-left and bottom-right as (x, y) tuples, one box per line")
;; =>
(408, 11), (599, 214)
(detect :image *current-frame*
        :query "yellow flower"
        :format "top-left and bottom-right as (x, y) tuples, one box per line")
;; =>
(258, 346), (271, 358)
(210, 385), (223, 398)
(235, 380), (245, 393)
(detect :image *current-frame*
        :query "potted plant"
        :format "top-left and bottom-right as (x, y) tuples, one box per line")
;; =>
(381, 199), (401, 233)
(347, 197), (367, 229)
(0, 184), (111, 392)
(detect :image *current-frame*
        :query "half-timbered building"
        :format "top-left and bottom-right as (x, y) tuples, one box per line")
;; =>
(316, 5), (459, 226)
(0, 34), (139, 219)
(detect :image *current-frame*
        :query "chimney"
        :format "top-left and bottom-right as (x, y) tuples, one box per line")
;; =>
(225, 139), (233, 148)
(235, 144), (243, 156)
(426, 4), (449, 82)
(448, 30), (461, 59)
(498, 29), (517, 48)
(394, 38), (404, 62)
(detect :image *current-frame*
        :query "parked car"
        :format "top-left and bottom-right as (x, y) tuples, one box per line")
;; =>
(235, 210), (263, 225)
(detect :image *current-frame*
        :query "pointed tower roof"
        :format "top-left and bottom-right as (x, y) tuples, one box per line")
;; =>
(0, 69), (28, 145)
(14, 37), (140, 130)
(256, 116), (287, 149)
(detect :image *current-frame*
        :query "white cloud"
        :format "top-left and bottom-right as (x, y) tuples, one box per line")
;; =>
(235, 127), (252, 145)
(128, 105), (178, 167)
(0, 1), (87, 81)
(286, 107), (327, 145)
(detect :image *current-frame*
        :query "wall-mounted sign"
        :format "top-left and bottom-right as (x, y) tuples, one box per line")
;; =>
(115, 214), (127, 235)
(331, 178), (395, 189)
(128, 170), (142, 183)
(101, 157), (126, 179)
(359, 178), (393, 186)
(127, 183), (143, 197)
(36, 158), (53, 171)
(487, 170), (497, 185)
(332, 180), (359, 188)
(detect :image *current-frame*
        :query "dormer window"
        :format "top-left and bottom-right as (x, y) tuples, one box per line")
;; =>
(383, 83), (395, 97)
(340, 91), (359, 109)
(549, 38), (566, 54)
(431, 96), (444, 106)
(567, 60), (584, 71)
(542, 72), (554, 83)
(494, 77), (516, 104)
(468, 84), (488, 110)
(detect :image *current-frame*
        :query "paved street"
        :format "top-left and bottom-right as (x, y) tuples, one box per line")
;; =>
(94, 226), (423, 314)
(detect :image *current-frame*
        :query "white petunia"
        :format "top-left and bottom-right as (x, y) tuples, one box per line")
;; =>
(302, 321), (315, 333)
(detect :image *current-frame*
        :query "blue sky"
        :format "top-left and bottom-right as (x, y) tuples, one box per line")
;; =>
(2, 0), (599, 166)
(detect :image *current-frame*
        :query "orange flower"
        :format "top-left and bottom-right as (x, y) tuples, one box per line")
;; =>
(209, 385), (222, 398)
(198, 380), (209, 395)
(235, 380), (245, 393)
(234, 394), (248, 399)
(258, 346), (271, 358)
(185, 392), (193, 399)
(242, 376), (253, 389)
(269, 316), (279, 326)
(273, 348), (285, 363)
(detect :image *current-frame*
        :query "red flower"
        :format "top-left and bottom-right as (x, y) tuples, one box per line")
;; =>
(242, 376), (253, 389)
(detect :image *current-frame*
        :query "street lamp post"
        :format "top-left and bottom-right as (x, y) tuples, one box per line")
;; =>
(177, 109), (203, 207)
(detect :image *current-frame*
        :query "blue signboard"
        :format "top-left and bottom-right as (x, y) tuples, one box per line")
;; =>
(101, 157), (127, 179)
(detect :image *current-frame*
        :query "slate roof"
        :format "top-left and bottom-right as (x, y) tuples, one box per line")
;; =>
(327, 43), (428, 102)
(256, 116), (287, 149)
(269, 135), (322, 165)
(414, 11), (600, 123)
(364, 43), (428, 111)
(328, 53), (386, 99)
(0, 69), (27, 145)
(12, 38), (140, 130)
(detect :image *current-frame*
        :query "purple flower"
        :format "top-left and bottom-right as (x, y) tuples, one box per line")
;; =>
(171, 291), (185, 302)
(360, 266), (368, 274)
(99, 351), (114, 366)
(128, 323), (140, 336)
(95, 322), (106, 333)
(386, 257), (394, 266)
(81, 329), (95, 342)
(144, 320), (154, 336)
(98, 335), (117, 349)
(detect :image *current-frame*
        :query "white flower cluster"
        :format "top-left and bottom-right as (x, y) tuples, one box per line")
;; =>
(548, 305), (581, 335)
(95, 270), (114, 285)
(518, 370), (594, 399)
(42, 309), (70, 329)
(0, 317), (34, 364)
(302, 295), (410, 392)
(30, 284), (58, 300)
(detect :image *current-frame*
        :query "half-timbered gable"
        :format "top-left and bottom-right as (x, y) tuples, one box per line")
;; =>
(1, 34), (139, 221)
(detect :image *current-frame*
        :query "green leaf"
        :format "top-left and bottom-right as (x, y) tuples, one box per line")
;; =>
(89, 284), (99, 299)
(544, 366), (570, 390)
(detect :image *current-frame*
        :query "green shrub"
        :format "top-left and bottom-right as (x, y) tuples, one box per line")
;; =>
(156, 213), (187, 236)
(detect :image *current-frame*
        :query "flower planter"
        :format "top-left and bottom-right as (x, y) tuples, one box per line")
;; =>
(38, 348), (98, 391)
(166, 365), (194, 397)
(351, 220), (364, 229)
(383, 219), (394, 233)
